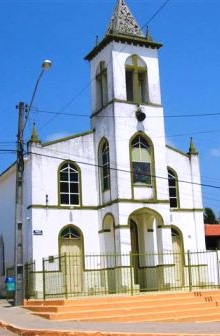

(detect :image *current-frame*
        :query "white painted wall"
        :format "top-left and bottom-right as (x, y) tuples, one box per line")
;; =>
(29, 132), (98, 207)
(166, 146), (205, 250)
(29, 207), (100, 270)
(0, 166), (16, 268)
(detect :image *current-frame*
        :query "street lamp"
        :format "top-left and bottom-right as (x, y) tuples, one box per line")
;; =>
(14, 60), (52, 306)
(23, 60), (52, 131)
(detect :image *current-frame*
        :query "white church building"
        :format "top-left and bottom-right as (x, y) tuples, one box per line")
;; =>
(0, 0), (209, 298)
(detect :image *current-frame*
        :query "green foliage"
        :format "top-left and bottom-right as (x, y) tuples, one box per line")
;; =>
(204, 207), (219, 224)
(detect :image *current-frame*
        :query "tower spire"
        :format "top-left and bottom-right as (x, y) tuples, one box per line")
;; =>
(85, 0), (162, 62)
(188, 137), (198, 155)
(29, 122), (41, 144)
(106, 0), (144, 37)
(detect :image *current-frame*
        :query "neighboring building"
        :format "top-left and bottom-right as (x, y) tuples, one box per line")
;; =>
(0, 0), (206, 297)
(205, 224), (220, 250)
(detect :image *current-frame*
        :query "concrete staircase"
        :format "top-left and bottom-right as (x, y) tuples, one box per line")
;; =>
(23, 290), (220, 322)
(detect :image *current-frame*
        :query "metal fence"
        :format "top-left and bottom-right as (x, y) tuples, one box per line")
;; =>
(25, 250), (220, 300)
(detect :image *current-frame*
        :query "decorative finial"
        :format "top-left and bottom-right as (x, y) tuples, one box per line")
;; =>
(146, 26), (153, 41)
(29, 122), (41, 144)
(188, 137), (198, 155)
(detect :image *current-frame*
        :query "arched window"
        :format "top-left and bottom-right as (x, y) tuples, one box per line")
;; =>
(168, 168), (179, 208)
(60, 226), (81, 239)
(125, 55), (148, 104)
(131, 135), (152, 185)
(59, 162), (80, 206)
(96, 61), (108, 110)
(99, 139), (111, 191)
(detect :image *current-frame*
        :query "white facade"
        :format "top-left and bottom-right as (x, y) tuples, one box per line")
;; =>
(0, 0), (207, 297)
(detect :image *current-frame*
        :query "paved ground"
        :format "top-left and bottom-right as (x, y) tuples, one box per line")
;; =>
(1, 299), (220, 336)
(0, 327), (18, 336)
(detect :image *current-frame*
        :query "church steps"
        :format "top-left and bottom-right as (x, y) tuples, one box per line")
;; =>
(24, 293), (198, 312)
(24, 290), (220, 309)
(23, 290), (206, 307)
(164, 312), (220, 322)
(24, 291), (195, 306)
(23, 290), (220, 322)
(32, 305), (220, 322)
(24, 299), (217, 314)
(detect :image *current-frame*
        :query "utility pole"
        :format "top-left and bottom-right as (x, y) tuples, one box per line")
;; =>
(13, 60), (52, 306)
(14, 102), (26, 306)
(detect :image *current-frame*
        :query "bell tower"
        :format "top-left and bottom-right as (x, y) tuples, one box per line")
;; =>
(85, 0), (162, 113)
(85, 0), (168, 204)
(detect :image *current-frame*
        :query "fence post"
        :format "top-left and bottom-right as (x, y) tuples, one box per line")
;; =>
(187, 250), (192, 292)
(64, 253), (68, 299)
(42, 258), (46, 300)
(24, 262), (28, 300)
(129, 252), (134, 296)
(216, 251), (220, 288)
(33, 261), (36, 299)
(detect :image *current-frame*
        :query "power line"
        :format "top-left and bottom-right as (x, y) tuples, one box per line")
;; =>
(38, 82), (91, 132)
(28, 149), (220, 192)
(1, 124), (219, 154)
(166, 129), (220, 138)
(31, 106), (220, 120)
(0, 149), (16, 153)
(142, 0), (171, 30)
(1, 144), (218, 202)
(0, 141), (17, 144)
(27, 108), (220, 139)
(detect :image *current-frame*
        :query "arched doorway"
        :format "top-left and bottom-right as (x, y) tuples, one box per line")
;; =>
(129, 208), (164, 291)
(59, 226), (83, 294)
(171, 228), (184, 288)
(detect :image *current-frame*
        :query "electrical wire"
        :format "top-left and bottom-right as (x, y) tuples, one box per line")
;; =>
(142, 0), (171, 30)
(1, 144), (219, 205)
(31, 107), (220, 119)
(0, 149), (16, 153)
(27, 149), (220, 191)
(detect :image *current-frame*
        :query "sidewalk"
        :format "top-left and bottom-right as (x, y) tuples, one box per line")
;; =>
(1, 299), (220, 336)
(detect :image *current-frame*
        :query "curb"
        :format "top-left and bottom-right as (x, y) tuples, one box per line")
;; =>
(2, 321), (220, 336)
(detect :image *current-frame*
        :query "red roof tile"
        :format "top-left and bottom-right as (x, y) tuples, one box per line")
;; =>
(205, 224), (220, 236)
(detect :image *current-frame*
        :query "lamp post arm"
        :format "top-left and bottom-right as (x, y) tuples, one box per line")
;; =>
(23, 59), (52, 132)
(23, 68), (44, 132)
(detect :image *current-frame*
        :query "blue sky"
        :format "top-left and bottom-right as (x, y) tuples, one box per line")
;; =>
(0, 0), (220, 216)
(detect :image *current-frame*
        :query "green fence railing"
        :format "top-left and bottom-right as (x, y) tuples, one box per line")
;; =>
(25, 250), (220, 300)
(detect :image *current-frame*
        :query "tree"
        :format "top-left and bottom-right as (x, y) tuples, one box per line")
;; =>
(204, 207), (219, 224)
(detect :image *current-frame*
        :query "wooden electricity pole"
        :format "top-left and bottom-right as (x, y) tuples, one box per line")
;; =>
(14, 102), (26, 306)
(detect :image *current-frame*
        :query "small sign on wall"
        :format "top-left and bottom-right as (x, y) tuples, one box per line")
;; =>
(33, 230), (43, 236)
